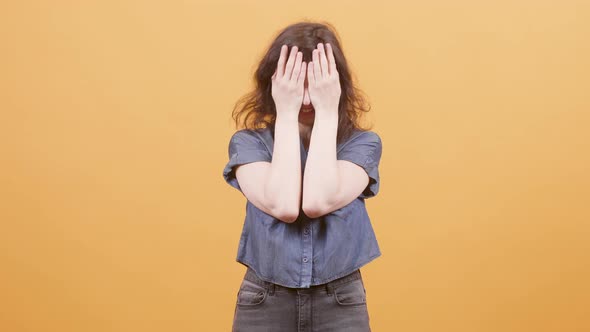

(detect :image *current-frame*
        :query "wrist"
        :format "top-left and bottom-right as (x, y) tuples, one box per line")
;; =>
(275, 110), (300, 122)
(314, 109), (339, 122)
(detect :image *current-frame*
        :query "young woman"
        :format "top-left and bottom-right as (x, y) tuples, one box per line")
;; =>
(223, 21), (383, 332)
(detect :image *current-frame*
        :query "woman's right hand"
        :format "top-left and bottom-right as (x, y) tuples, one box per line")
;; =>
(271, 44), (307, 118)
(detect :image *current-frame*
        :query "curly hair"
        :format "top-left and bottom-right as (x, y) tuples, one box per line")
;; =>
(231, 20), (374, 145)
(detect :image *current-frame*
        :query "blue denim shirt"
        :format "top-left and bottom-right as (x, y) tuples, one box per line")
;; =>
(223, 126), (382, 288)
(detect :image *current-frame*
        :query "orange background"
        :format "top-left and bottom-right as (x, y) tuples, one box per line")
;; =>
(1, 1), (589, 331)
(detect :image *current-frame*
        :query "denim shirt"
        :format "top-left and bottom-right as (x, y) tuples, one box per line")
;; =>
(222, 126), (382, 288)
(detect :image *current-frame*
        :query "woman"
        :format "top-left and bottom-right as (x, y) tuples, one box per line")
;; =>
(223, 21), (382, 332)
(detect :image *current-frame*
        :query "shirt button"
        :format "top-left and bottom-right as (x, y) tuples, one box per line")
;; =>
(304, 228), (309, 235)
(303, 257), (308, 263)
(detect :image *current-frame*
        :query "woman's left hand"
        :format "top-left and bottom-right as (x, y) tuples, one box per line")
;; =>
(307, 42), (341, 117)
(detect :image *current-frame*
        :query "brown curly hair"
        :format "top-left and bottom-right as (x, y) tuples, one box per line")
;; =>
(231, 20), (374, 145)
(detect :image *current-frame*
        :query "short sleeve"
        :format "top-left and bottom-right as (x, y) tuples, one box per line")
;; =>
(337, 131), (383, 199)
(222, 129), (272, 193)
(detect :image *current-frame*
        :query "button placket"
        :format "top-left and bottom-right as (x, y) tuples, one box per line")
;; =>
(299, 219), (313, 287)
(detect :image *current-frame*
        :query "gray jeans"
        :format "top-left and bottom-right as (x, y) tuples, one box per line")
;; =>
(232, 267), (372, 332)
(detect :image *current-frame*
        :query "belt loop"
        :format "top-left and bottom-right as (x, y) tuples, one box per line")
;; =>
(325, 282), (333, 295)
(267, 282), (275, 296)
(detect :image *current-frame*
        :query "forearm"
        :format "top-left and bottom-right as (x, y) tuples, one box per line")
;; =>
(265, 112), (302, 219)
(302, 111), (339, 213)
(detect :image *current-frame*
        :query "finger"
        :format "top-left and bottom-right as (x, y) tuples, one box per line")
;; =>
(312, 49), (321, 79)
(284, 45), (298, 81)
(318, 43), (329, 77)
(291, 51), (303, 81)
(297, 61), (306, 86)
(276, 44), (288, 78)
(326, 43), (337, 75)
(271, 66), (277, 80)
(307, 60), (315, 86)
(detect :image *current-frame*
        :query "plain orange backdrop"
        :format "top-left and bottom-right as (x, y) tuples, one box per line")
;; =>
(1, 1), (589, 331)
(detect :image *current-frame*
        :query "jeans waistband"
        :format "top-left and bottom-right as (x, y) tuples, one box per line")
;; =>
(243, 267), (362, 295)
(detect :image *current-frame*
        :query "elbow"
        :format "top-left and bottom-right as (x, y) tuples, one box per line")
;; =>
(302, 207), (322, 219)
(263, 189), (299, 223)
(302, 200), (326, 219)
(270, 205), (299, 223)
(278, 209), (299, 223)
